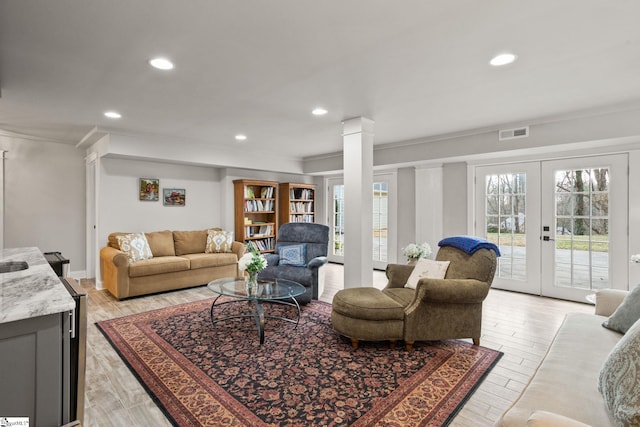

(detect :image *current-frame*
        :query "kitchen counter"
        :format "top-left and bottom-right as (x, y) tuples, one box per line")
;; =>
(0, 246), (75, 324)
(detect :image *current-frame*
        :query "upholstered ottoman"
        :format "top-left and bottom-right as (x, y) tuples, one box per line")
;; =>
(331, 287), (405, 349)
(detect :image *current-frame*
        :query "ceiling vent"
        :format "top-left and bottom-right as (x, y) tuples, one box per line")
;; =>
(499, 126), (529, 141)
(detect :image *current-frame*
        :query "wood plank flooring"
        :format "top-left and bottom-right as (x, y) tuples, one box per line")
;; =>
(80, 264), (593, 426)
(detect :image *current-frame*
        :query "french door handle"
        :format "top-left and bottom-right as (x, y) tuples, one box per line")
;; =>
(542, 236), (555, 241)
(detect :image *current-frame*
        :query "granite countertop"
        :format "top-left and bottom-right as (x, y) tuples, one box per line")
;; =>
(0, 247), (76, 324)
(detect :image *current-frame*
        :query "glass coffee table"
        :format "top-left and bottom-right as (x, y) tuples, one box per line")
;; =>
(207, 277), (306, 345)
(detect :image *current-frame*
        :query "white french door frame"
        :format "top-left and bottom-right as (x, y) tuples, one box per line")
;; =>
(540, 154), (628, 301)
(474, 154), (629, 302)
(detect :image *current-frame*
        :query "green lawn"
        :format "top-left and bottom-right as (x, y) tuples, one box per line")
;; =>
(487, 233), (609, 252)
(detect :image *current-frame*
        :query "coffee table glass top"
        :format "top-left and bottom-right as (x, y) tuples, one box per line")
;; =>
(207, 277), (305, 300)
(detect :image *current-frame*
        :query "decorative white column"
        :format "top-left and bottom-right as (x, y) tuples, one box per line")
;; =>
(0, 150), (5, 250)
(343, 117), (374, 288)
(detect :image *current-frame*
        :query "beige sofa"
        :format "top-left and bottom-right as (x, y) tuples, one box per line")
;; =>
(494, 289), (629, 427)
(100, 229), (244, 300)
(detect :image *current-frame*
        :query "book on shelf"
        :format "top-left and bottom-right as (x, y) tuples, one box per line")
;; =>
(260, 186), (274, 199)
(290, 201), (313, 213)
(289, 188), (313, 200)
(245, 186), (255, 198)
(244, 200), (274, 212)
(290, 214), (314, 223)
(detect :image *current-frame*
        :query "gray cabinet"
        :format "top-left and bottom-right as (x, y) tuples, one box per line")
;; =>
(0, 311), (70, 426)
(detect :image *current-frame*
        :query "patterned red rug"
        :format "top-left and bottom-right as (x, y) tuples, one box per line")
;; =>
(97, 299), (502, 426)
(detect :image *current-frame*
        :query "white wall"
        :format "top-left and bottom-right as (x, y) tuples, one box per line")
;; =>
(442, 162), (468, 236)
(98, 157), (223, 249)
(0, 135), (85, 273)
(415, 166), (444, 253)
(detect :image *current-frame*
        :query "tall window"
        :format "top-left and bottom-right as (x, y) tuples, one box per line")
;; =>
(485, 173), (527, 281)
(373, 182), (389, 262)
(554, 168), (609, 290)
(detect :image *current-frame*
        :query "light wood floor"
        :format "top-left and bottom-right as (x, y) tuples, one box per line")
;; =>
(80, 264), (593, 426)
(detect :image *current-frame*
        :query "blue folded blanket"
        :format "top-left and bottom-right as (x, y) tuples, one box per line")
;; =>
(438, 235), (501, 256)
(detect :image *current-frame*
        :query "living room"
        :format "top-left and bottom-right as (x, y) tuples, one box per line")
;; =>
(2, 2), (640, 426)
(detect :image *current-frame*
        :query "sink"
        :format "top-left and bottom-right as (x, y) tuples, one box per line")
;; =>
(0, 261), (29, 273)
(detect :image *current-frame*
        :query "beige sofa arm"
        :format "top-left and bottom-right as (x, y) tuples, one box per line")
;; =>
(414, 278), (490, 304)
(384, 264), (414, 289)
(595, 289), (628, 316)
(100, 246), (130, 299)
(231, 241), (245, 260)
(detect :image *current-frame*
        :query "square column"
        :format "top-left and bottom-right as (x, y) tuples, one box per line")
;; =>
(343, 117), (374, 288)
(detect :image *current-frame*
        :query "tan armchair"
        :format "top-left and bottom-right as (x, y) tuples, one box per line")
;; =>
(331, 245), (497, 351)
(384, 246), (497, 350)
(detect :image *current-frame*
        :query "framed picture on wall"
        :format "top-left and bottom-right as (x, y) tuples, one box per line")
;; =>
(163, 188), (186, 206)
(139, 178), (159, 201)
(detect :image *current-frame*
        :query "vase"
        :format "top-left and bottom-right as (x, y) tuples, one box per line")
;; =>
(245, 272), (261, 296)
(407, 259), (418, 266)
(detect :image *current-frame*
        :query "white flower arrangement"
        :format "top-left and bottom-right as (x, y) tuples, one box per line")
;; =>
(238, 245), (268, 274)
(401, 242), (432, 260)
(631, 254), (640, 263)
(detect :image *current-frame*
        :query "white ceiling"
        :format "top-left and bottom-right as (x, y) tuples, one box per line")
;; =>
(1, 0), (640, 160)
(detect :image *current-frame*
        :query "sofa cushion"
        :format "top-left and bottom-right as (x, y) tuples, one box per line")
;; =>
(602, 285), (640, 333)
(173, 230), (207, 255)
(205, 229), (234, 253)
(128, 256), (190, 277)
(497, 313), (621, 426)
(599, 318), (640, 427)
(332, 288), (405, 321)
(279, 244), (307, 267)
(116, 233), (153, 263)
(404, 259), (450, 289)
(181, 253), (238, 270)
(145, 230), (176, 257)
(526, 411), (593, 427)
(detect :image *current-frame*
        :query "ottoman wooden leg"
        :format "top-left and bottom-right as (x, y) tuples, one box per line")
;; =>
(405, 341), (414, 352)
(351, 338), (359, 349)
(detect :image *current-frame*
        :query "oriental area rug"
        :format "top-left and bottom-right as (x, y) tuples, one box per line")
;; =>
(96, 299), (502, 426)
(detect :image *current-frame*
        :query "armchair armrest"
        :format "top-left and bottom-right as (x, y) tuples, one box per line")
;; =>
(307, 256), (328, 269)
(384, 264), (414, 289)
(414, 278), (490, 304)
(264, 253), (279, 267)
(595, 289), (628, 316)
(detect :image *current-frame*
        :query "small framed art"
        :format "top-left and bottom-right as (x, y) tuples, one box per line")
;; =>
(139, 178), (159, 201)
(163, 188), (186, 206)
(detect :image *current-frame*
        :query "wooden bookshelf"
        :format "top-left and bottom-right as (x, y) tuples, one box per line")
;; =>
(279, 182), (316, 225)
(233, 179), (279, 253)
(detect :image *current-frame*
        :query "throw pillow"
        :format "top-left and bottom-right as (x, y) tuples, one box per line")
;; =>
(598, 317), (640, 427)
(116, 233), (153, 263)
(279, 244), (307, 267)
(602, 285), (640, 333)
(205, 229), (234, 253)
(404, 258), (450, 289)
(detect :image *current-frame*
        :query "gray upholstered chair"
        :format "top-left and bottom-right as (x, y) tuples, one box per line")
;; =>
(332, 244), (497, 350)
(258, 223), (329, 304)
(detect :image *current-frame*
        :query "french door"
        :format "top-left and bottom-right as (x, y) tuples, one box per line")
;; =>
(328, 174), (396, 269)
(475, 154), (628, 302)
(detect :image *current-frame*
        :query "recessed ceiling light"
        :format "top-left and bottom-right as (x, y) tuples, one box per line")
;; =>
(104, 111), (122, 119)
(312, 107), (328, 116)
(235, 134), (247, 141)
(149, 57), (175, 70)
(489, 53), (517, 66)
